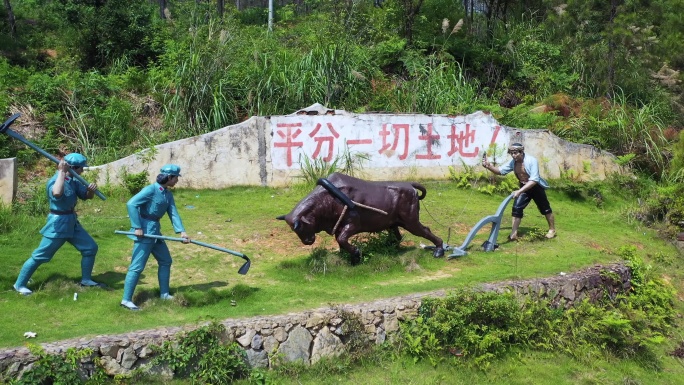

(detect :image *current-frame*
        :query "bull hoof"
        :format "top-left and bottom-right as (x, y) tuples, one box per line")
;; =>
(432, 247), (445, 258)
(351, 251), (362, 266)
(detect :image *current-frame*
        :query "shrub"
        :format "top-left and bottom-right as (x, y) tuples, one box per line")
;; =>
(152, 322), (250, 384)
(123, 170), (149, 195)
(398, 253), (675, 368)
(8, 344), (108, 385)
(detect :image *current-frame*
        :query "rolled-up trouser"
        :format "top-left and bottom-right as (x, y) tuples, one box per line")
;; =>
(122, 240), (173, 302)
(511, 183), (553, 218)
(15, 229), (98, 288)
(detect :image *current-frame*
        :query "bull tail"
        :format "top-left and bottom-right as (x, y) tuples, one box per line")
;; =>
(412, 183), (427, 200)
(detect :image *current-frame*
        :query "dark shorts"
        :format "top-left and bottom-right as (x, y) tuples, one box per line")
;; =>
(512, 183), (553, 218)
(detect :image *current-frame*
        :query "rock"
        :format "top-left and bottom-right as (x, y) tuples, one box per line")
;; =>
(251, 334), (263, 350)
(99, 344), (119, 359)
(277, 326), (312, 365)
(245, 349), (269, 368)
(99, 356), (127, 376)
(120, 348), (137, 370)
(311, 328), (343, 364)
(263, 336), (279, 354)
(273, 327), (287, 342)
(237, 330), (256, 348)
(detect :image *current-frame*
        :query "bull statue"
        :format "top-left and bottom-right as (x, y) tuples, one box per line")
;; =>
(276, 173), (445, 265)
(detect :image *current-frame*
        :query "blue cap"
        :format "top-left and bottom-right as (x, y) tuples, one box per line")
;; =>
(160, 164), (181, 176)
(64, 153), (87, 167)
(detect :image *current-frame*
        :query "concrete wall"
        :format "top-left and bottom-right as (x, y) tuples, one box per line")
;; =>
(0, 263), (631, 381)
(88, 105), (625, 189)
(0, 158), (17, 205)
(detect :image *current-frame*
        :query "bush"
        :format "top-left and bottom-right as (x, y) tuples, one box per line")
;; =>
(8, 344), (108, 385)
(398, 253), (675, 368)
(122, 170), (149, 195)
(152, 322), (250, 384)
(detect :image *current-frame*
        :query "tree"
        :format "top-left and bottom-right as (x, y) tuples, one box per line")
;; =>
(3, 0), (15, 38)
(398, 0), (425, 45)
(160, 0), (167, 19)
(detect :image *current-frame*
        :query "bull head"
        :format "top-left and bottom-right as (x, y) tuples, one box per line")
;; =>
(276, 214), (315, 245)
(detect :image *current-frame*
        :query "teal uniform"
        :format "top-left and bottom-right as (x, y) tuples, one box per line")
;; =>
(122, 182), (185, 302)
(15, 172), (98, 289)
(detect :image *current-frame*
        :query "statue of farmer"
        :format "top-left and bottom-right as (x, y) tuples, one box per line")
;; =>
(14, 153), (104, 295)
(482, 143), (556, 240)
(120, 164), (189, 311)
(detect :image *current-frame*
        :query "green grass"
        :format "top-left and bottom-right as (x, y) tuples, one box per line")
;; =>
(246, 347), (684, 385)
(0, 180), (680, 350)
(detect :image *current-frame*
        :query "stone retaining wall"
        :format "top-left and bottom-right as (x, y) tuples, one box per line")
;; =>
(0, 263), (630, 381)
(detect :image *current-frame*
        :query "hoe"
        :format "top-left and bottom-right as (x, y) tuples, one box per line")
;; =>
(115, 231), (251, 275)
(1, 113), (106, 200)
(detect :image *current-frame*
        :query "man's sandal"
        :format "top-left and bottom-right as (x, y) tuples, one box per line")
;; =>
(545, 230), (557, 239)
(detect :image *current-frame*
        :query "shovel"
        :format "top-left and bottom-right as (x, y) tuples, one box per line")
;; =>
(114, 230), (251, 275)
(1, 113), (106, 200)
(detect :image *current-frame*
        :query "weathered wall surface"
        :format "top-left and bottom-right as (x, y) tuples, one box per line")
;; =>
(0, 158), (17, 205)
(88, 105), (624, 189)
(0, 263), (630, 380)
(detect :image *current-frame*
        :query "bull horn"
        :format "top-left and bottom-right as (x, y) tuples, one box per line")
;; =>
(276, 215), (286, 220)
(294, 219), (301, 230)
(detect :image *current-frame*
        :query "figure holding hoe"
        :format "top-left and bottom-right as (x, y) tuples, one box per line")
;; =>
(1, 113), (107, 295)
(13, 154), (105, 295)
(120, 164), (189, 311)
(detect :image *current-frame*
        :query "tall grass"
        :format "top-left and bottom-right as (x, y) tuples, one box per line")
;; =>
(151, 16), (241, 137)
(296, 145), (370, 185)
(244, 42), (374, 116)
(552, 91), (670, 178)
(388, 54), (480, 114)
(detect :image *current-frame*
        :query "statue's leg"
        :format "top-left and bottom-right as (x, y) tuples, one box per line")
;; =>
(402, 221), (444, 258)
(336, 229), (361, 265)
(389, 226), (402, 245)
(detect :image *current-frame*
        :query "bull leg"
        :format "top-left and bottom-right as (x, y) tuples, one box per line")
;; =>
(336, 230), (362, 265)
(389, 226), (402, 245)
(402, 222), (445, 258)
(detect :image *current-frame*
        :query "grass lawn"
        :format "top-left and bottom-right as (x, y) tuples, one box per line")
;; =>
(247, 347), (684, 385)
(0, 179), (681, 351)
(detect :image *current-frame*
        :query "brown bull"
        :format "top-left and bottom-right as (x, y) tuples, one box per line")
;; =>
(276, 173), (445, 264)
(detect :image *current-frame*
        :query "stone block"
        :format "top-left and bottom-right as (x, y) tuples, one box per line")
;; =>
(0, 158), (17, 206)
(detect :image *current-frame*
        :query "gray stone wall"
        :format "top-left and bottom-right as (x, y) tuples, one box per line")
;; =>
(0, 263), (630, 380)
(0, 158), (17, 205)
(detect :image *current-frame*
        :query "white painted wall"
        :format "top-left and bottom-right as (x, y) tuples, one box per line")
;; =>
(15, 105), (623, 192)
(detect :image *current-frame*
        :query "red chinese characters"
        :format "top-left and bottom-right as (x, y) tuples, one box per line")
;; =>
(274, 123), (304, 167)
(378, 123), (409, 160)
(273, 119), (503, 167)
(309, 122), (339, 162)
(415, 123), (441, 160)
(447, 123), (479, 157)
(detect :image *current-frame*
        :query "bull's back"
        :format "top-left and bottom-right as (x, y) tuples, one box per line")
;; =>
(326, 173), (421, 213)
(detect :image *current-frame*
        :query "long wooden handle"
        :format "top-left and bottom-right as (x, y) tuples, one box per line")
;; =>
(1, 113), (106, 200)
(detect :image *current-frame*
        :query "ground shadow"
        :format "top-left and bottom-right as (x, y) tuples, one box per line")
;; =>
(5, 273), (117, 294)
(92, 271), (128, 289)
(132, 281), (259, 308)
